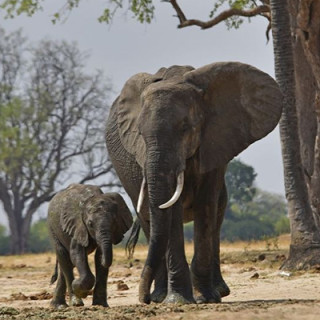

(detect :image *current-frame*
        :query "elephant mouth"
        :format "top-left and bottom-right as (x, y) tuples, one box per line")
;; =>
(136, 171), (184, 213)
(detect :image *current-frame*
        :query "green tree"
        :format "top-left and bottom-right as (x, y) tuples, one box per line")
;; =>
(221, 189), (289, 241)
(225, 159), (256, 216)
(0, 224), (10, 254)
(28, 219), (51, 253)
(0, 28), (120, 254)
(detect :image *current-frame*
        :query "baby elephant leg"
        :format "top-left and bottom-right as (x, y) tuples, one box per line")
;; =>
(50, 267), (68, 309)
(92, 248), (109, 307)
(70, 240), (95, 299)
(51, 244), (84, 308)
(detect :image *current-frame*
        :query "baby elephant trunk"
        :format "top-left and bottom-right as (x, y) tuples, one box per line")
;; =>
(97, 230), (113, 268)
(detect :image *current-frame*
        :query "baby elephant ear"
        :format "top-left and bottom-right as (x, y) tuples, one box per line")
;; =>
(61, 206), (89, 247)
(184, 62), (283, 173)
(109, 193), (133, 245)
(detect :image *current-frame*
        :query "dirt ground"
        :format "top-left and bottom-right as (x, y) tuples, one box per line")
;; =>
(1, 234), (320, 320)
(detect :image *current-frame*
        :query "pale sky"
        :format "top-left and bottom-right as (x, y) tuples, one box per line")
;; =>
(0, 1), (285, 225)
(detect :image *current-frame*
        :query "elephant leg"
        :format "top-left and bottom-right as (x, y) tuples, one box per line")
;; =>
(150, 259), (168, 303)
(70, 240), (95, 299)
(212, 183), (230, 298)
(50, 266), (68, 309)
(92, 248), (109, 307)
(191, 204), (220, 303)
(164, 203), (194, 304)
(137, 218), (168, 303)
(51, 243), (84, 308)
(139, 209), (168, 303)
(191, 169), (226, 304)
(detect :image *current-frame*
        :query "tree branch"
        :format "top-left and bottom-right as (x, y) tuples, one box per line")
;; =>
(77, 163), (116, 185)
(168, 1), (270, 29)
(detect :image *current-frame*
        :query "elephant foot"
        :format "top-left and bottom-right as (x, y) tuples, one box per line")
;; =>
(214, 280), (230, 298)
(72, 275), (95, 299)
(151, 287), (167, 303)
(92, 299), (109, 307)
(50, 299), (68, 310)
(92, 293), (109, 307)
(163, 292), (195, 305)
(69, 294), (84, 307)
(139, 293), (151, 304)
(193, 288), (221, 304)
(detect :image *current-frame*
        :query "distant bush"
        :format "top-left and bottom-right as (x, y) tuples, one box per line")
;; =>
(28, 219), (52, 253)
(221, 189), (289, 241)
(0, 224), (10, 255)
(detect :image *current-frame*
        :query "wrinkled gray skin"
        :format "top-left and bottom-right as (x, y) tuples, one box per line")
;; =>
(106, 62), (283, 304)
(48, 184), (132, 309)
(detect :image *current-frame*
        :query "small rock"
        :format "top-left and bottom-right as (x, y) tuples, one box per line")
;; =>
(117, 280), (129, 291)
(279, 271), (291, 277)
(250, 272), (260, 279)
(243, 267), (256, 272)
(258, 254), (266, 261)
(10, 292), (28, 301)
(12, 264), (27, 269)
(276, 254), (286, 261)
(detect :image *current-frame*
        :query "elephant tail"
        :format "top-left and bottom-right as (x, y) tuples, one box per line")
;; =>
(125, 218), (141, 259)
(50, 259), (59, 285)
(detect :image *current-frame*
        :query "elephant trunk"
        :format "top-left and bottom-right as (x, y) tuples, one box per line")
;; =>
(96, 230), (113, 268)
(139, 145), (177, 303)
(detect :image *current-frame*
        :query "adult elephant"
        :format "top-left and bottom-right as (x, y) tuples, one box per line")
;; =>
(106, 62), (282, 304)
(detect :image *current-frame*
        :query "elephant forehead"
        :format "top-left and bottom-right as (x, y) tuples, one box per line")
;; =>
(141, 82), (199, 114)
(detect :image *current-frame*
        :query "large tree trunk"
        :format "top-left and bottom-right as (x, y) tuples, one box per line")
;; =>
(7, 206), (32, 254)
(270, 0), (320, 270)
(290, 0), (320, 228)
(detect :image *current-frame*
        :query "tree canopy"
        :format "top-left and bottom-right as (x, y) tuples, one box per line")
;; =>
(0, 1), (270, 28)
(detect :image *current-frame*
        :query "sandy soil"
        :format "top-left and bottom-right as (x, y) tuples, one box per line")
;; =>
(1, 235), (320, 319)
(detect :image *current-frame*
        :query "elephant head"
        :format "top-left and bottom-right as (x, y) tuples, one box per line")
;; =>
(114, 62), (282, 301)
(61, 185), (133, 268)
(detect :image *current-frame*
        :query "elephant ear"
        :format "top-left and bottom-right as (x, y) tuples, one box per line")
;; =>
(108, 193), (133, 245)
(117, 65), (194, 168)
(117, 70), (166, 167)
(61, 204), (89, 248)
(60, 184), (99, 247)
(184, 62), (283, 173)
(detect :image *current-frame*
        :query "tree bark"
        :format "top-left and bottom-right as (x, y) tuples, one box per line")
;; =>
(270, 0), (320, 270)
(290, 0), (320, 228)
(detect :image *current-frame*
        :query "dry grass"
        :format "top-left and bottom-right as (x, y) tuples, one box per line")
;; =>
(0, 234), (290, 268)
(116, 234), (291, 266)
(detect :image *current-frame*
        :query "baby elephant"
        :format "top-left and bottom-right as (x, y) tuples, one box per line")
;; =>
(48, 184), (133, 308)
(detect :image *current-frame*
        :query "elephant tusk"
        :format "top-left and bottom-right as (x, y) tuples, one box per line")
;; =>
(159, 171), (184, 209)
(137, 178), (146, 214)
